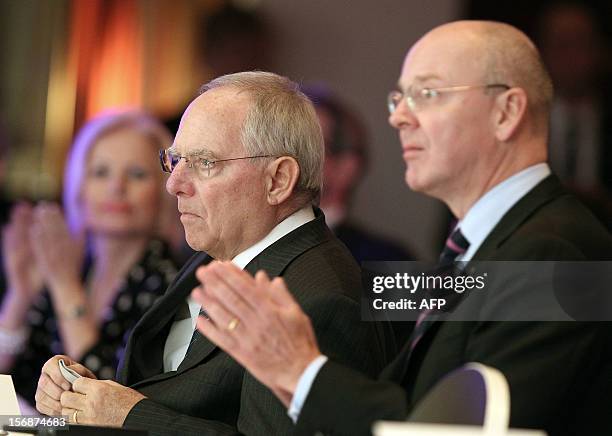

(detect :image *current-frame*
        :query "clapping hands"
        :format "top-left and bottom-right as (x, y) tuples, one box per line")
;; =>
(2, 203), (44, 302)
(29, 202), (83, 294)
(2, 202), (84, 306)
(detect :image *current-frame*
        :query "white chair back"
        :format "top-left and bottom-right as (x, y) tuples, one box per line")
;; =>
(373, 363), (547, 436)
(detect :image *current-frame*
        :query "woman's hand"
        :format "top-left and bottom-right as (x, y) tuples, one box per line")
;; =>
(30, 203), (84, 296)
(2, 203), (43, 302)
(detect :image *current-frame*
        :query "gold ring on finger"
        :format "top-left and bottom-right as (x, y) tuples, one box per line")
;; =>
(227, 318), (240, 331)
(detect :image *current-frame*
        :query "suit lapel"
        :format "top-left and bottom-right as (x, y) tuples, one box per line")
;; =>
(395, 176), (565, 381)
(174, 335), (218, 374)
(244, 209), (330, 277)
(380, 319), (441, 384)
(122, 252), (211, 385)
(131, 337), (217, 388)
(170, 209), (331, 376)
(380, 341), (414, 382)
(472, 175), (565, 260)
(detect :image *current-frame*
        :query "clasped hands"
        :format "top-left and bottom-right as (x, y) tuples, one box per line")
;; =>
(35, 261), (324, 424)
(35, 355), (145, 426)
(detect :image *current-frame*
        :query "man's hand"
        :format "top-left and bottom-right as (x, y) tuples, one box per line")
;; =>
(36, 355), (96, 416)
(192, 261), (322, 407)
(60, 378), (146, 427)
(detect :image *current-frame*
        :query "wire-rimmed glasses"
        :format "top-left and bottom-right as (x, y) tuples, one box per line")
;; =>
(159, 149), (274, 177)
(387, 83), (510, 114)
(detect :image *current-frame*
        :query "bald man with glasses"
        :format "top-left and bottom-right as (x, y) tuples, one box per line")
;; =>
(192, 21), (612, 436)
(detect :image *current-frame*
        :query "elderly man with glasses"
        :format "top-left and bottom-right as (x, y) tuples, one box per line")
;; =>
(191, 21), (612, 436)
(34, 72), (391, 435)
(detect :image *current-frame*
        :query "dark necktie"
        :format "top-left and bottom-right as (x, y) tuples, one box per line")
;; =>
(409, 228), (470, 350)
(186, 307), (209, 355)
(439, 227), (470, 265)
(174, 300), (209, 356)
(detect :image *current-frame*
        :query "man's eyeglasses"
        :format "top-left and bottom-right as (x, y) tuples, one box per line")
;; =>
(387, 84), (510, 114)
(159, 149), (274, 177)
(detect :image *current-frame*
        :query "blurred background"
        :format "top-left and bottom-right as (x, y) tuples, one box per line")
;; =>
(1, 0), (611, 260)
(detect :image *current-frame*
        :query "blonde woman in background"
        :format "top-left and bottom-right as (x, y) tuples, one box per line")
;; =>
(0, 111), (179, 406)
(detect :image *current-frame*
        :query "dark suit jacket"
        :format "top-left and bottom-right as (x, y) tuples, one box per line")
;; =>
(296, 175), (612, 436)
(117, 211), (392, 436)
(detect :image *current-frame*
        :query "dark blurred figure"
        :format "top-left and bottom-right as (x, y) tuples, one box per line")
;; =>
(304, 87), (414, 346)
(465, 0), (612, 229)
(304, 86), (412, 263)
(203, 3), (272, 79)
(165, 2), (273, 136)
(538, 3), (612, 187)
(536, 2), (612, 229)
(164, 2), (274, 263)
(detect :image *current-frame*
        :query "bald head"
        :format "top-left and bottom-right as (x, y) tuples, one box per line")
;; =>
(392, 21), (552, 216)
(415, 21), (553, 134)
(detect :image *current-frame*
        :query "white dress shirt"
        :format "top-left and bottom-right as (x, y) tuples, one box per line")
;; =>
(288, 163), (552, 422)
(163, 206), (315, 372)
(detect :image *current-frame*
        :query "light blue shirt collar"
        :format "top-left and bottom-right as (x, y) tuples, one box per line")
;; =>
(289, 164), (553, 423)
(458, 163), (551, 261)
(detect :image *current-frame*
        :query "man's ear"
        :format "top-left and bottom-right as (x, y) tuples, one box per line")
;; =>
(265, 156), (301, 205)
(493, 87), (528, 142)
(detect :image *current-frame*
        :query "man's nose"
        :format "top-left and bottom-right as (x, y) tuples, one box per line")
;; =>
(388, 99), (418, 130)
(166, 160), (195, 197)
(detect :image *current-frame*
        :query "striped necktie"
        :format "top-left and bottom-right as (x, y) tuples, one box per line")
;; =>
(409, 228), (470, 350)
(439, 227), (470, 265)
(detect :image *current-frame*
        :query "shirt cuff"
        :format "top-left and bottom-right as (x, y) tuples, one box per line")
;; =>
(287, 355), (328, 423)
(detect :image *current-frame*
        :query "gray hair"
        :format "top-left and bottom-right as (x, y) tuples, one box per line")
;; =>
(64, 110), (173, 235)
(199, 71), (324, 205)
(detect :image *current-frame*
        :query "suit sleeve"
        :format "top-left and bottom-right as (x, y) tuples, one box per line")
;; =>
(124, 399), (242, 436)
(295, 361), (407, 436)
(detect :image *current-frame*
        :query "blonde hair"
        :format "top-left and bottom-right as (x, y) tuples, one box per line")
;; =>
(63, 110), (174, 236)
